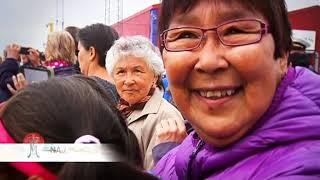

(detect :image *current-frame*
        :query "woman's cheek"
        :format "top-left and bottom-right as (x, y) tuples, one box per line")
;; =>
(163, 51), (195, 84)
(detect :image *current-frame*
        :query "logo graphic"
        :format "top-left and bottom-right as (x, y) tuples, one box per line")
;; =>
(23, 133), (44, 159)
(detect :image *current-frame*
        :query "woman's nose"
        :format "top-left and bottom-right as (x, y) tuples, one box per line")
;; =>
(194, 34), (229, 73)
(124, 74), (135, 85)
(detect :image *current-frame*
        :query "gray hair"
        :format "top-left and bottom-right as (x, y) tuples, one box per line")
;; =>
(105, 36), (164, 77)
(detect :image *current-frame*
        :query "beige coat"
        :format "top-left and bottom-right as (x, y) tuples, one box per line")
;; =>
(126, 87), (184, 170)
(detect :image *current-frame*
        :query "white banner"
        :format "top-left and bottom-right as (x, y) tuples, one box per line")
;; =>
(0, 144), (124, 162)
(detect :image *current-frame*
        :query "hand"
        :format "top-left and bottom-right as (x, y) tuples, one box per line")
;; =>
(27, 48), (41, 66)
(155, 118), (187, 145)
(6, 44), (21, 60)
(7, 73), (28, 95)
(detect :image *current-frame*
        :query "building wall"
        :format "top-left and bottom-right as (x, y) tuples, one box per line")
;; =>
(112, 5), (160, 38)
(288, 6), (320, 53)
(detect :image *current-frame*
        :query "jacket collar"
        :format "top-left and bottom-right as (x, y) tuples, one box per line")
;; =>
(127, 87), (164, 125)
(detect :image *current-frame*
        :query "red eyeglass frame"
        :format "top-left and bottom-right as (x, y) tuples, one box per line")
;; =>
(160, 18), (270, 52)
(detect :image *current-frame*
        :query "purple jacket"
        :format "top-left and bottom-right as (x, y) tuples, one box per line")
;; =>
(153, 67), (320, 180)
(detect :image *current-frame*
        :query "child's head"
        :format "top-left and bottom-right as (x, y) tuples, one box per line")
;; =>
(0, 75), (156, 179)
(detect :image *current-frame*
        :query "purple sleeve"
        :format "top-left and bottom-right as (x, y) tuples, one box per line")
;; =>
(152, 142), (179, 164)
(152, 145), (179, 180)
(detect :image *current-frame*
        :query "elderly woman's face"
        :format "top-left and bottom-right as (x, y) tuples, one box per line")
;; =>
(112, 57), (157, 105)
(162, 1), (287, 146)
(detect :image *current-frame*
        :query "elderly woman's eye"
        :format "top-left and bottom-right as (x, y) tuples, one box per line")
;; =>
(116, 70), (125, 75)
(134, 69), (144, 73)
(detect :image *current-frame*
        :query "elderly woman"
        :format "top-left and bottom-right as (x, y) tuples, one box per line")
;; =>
(153, 0), (320, 179)
(106, 36), (185, 170)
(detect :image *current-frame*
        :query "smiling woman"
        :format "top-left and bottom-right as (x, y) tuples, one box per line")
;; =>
(106, 36), (185, 170)
(153, 0), (320, 179)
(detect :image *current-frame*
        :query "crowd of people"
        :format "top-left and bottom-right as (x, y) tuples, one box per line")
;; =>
(0, 0), (319, 179)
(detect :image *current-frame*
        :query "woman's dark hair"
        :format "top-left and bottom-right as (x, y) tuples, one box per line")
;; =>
(65, 26), (80, 57)
(58, 162), (157, 180)
(65, 26), (80, 50)
(158, 0), (292, 59)
(288, 52), (311, 68)
(78, 23), (119, 67)
(0, 75), (155, 179)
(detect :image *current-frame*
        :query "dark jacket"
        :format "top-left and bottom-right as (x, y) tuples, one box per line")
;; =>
(92, 77), (119, 105)
(45, 59), (78, 77)
(0, 58), (19, 102)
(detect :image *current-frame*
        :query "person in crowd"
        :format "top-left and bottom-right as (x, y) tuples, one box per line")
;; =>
(0, 45), (47, 99)
(3, 49), (7, 59)
(0, 75), (158, 180)
(44, 31), (78, 76)
(78, 23), (118, 83)
(20, 54), (29, 65)
(288, 38), (313, 70)
(0, 44), (31, 102)
(0, 31), (77, 102)
(153, 0), (320, 179)
(77, 23), (119, 104)
(19, 49), (42, 68)
(65, 26), (80, 55)
(106, 36), (186, 170)
(65, 26), (81, 74)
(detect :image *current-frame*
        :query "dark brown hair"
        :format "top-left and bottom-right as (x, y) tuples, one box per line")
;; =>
(78, 23), (119, 67)
(65, 26), (80, 54)
(158, 0), (292, 59)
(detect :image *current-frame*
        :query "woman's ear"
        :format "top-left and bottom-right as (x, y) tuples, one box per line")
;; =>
(89, 47), (96, 62)
(153, 75), (159, 88)
(278, 53), (289, 79)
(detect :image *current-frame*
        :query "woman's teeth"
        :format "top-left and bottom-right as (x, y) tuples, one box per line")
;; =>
(199, 89), (236, 99)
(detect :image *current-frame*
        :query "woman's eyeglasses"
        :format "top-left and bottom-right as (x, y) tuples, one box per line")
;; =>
(160, 19), (270, 52)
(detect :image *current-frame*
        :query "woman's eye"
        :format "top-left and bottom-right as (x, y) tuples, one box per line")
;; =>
(134, 69), (143, 73)
(176, 31), (199, 39)
(116, 70), (125, 75)
(167, 31), (199, 42)
(223, 28), (247, 36)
